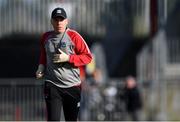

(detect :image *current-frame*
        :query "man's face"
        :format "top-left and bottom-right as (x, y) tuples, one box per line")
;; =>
(126, 78), (136, 89)
(51, 17), (68, 33)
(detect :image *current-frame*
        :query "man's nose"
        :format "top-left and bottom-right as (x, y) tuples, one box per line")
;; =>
(57, 21), (61, 25)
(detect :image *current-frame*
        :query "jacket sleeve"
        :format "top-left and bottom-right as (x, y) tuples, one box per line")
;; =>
(69, 32), (92, 67)
(39, 33), (47, 66)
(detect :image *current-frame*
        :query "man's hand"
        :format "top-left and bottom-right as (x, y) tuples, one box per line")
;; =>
(53, 49), (70, 63)
(36, 64), (45, 79)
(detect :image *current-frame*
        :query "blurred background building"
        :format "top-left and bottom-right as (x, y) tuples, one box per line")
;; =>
(0, 0), (180, 121)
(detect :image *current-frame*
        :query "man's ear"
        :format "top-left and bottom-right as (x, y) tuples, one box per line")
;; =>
(65, 19), (68, 26)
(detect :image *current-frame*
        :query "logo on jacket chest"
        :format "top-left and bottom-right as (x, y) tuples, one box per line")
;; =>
(48, 39), (67, 52)
(61, 42), (66, 48)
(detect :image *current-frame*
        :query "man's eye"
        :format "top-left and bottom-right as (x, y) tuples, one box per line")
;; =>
(55, 18), (64, 22)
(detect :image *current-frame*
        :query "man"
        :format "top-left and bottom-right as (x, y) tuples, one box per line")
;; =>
(124, 76), (143, 121)
(36, 7), (92, 121)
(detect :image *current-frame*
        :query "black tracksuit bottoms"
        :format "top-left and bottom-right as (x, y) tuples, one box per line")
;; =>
(44, 81), (81, 121)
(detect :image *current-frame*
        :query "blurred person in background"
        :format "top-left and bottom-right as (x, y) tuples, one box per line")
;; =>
(90, 42), (108, 85)
(79, 54), (103, 120)
(124, 76), (143, 121)
(79, 53), (106, 120)
(36, 7), (92, 121)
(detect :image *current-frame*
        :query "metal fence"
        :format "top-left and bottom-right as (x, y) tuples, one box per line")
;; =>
(0, 78), (128, 121)
(0, 78), (45, 121)
(137, 30), (180, 120)
(0, 77), (179, 121)
(137, 1), (180, 119)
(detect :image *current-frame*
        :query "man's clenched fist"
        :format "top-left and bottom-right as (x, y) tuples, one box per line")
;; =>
(36, 64), (45, 79)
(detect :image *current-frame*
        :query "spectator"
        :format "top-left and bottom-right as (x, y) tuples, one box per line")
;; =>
(124, 76), (143, 121)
